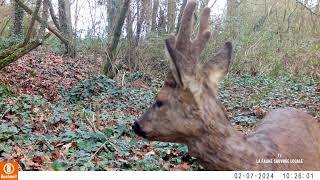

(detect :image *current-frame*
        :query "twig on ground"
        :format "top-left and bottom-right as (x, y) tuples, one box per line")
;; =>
(0, 108), (11, 120)
(121, 71), (126, 87)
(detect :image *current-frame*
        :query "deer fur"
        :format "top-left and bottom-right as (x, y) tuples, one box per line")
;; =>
(132, 0), (320, 170)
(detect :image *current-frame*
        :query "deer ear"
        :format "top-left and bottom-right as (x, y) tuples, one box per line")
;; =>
(203, 42), (233, 88)
(165, 38), (184, 87)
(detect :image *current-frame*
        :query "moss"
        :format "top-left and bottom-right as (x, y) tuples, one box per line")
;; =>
(0, 40), (41, 70)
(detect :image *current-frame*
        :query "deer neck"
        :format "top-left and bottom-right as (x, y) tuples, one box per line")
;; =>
(186, 98), (263, 170)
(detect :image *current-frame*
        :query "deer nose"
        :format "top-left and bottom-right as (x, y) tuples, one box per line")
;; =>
(132, 121), (147, 138)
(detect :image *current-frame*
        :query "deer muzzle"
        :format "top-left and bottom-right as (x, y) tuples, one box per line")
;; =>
(132, 121), (147, 138)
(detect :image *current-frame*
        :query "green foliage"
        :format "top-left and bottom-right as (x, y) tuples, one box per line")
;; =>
(60, 75), (156, 111)
(0, 74), (195, 170)
(1, 73), (318, 170)
(0, 124), (19, 140)
(220, 74), (319, 127)
(134, 35), (168, 79)
(59, 75), (117, 103)
(44, 37), (65, 54)
(0, 84), (13, 97)
(0, 36), (22, 51)
(126, 71), (145, 82)
(76, 36), (108, 54)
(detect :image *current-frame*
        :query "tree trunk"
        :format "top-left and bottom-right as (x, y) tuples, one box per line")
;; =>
(0, 43), (24, 59)
(176, 0), (187, 33)
(151, 0), (159, 32)
(38, 0), (49, 41)
(226, 0), (238, 39)
(144, 0), (152, 34)
(200, 0), (209, 8)
(107, 0), (116, 37)
(126, 4), (133, 40)
(73, 0), (79, 48)
(126, 4), (134, 69)
(48, 0), (60, 30)
(0, 41), (40, 69)
(11, 0), (24, 36)
(159, 7), (166, 33)
(0, 18), (10, 36)
(14, 0), (69, 46)
(24, 0), (42, 45)
(167, 0), (176, 33)
(135, 0), (143, 45)
(58, 0), (75, 57)
(103, 0), (130, 78)
(227, 0), (237, 17)
(0, 34), (50, 70)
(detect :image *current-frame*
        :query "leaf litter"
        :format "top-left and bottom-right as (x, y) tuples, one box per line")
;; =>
(0, 52), (319, 170)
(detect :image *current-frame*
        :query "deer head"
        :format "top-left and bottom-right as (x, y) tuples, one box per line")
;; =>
(132, 0), (233, 144)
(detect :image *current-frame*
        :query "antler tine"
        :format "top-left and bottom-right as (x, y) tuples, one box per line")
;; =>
(165, 0), (212, 85)
(192, 7), (211, 58)
(176, 0), (197, 52)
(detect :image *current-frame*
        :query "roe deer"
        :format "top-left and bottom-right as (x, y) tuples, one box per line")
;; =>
(132, 0), (320, 170)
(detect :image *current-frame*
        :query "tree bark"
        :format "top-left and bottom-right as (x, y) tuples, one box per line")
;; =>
(151, 0), (159, 32)
(103, 0), (130, 78)
(144, 0), (152, 34)
(200, 0), (209, 8)
(135, 0), (143, 44)
(227, 0), (238, 39)
(107, 0), (116, 37)
(159, 7), (166, 33)
(47, 0), (60, 30)
(126, 3), (133, 40)
(176, 0), (187, 34)
(0, 18), (10, 36)
(58, 0), (75, 57)
(14, 0), (69, 46)
(167, 0), (176, 33)
(38, 0), (49, 41)
(24, 0), (42, 45)
(0, 43), (24, 59)
(11, 0), (25, 36)
(0, 34), (50, 70)
(0, 41), (40, 69)
(126, 4), (134, 70)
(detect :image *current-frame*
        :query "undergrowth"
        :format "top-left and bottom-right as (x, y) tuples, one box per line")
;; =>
(0, 73), (319, 170)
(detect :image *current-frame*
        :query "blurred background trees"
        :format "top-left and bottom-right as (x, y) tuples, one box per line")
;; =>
(0, 0), (319, 79)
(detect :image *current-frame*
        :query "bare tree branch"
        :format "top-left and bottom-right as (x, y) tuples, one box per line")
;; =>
(47, 0), (61, 30)
(24, 0), (42, 45)
(14, 0), (70, 45)
(296, 0), (320, 16)
(38, 0), (50, 41)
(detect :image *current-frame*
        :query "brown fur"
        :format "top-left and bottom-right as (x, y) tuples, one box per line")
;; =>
(133, 0), (320, 170)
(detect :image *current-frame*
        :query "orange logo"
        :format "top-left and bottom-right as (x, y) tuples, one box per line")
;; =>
(0, 162), (18, 180)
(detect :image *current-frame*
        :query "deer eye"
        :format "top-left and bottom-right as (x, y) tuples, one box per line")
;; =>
(155, 100), (164, 108)
(165, 80), (177, 88)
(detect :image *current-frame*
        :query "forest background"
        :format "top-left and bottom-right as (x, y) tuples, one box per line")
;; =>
(0, 0), (319, 170)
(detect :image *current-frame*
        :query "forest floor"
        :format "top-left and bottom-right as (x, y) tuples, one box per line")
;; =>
(0, 51), (319, 170)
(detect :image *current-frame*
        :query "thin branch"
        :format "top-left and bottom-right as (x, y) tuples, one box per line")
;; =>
(0, 108), (11, 120)
(0, 17), (10, 36)
(14, 0), (69, 45)
(47, 0), (61, 30)
(0, 33), (50, 69)
(24, 0), (42, 45)
(286, 4), (299, 32)
(38, 0), (49, 41)
(209, 0), (218, 9)
(296, 0), (320, 16)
